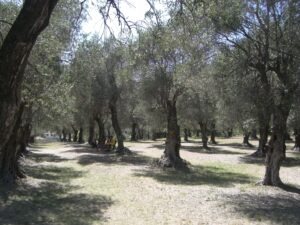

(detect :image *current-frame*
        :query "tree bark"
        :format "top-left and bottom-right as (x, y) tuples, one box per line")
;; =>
(62, 128), (67, 142)
(0, 104), (25, 183)
(199, 121), (209, 149)
(294, 129), (300, 151)
(252, 119), (270, 157)
(131, 122), (138, 141)
(0, 0), (59, 167)
(184, 128), (189, 142)
(95, 117), (105, 146)
(88, 119), (96, 146)
(109, 100), (124, 150)
(251, 129), (258, 139)
(243, 132), (253, 147)
(159, 100), (186, 169)
(78, 127), (84, 143)
(210, 122), (217, 144)
(263, 106), (289, 186)
(67, 132), (71, 142)
(72, 125), (78, 142)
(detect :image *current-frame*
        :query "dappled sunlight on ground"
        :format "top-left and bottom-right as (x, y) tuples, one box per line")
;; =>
(1, 136), (299, 225)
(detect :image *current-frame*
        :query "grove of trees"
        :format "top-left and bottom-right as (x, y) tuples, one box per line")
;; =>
(0, 0), (299, 187)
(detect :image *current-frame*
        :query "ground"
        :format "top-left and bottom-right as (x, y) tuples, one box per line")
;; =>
(0, 137), (299, 225)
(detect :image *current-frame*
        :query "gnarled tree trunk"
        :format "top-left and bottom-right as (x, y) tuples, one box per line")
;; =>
(0, 0), (59, 182)
(0, 104), (25, 183)
(109, 100), (124, 150)
(294, 129), (300, 151)
(159, 100), (186, 169)
(263, 106), (289, 186)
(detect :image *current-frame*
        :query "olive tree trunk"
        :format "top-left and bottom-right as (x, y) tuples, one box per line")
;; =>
(0, 1), (59, 181)
(210, 122), (217, 144)
(78, 127), (84, 143)
(88, 119), (96, 147)
(159, 100), (186, 169)
(131, 122), (138, 141)
(199, 121), (209, 149)
(263, 107), (290, 186)
(95, 116), (105, 146)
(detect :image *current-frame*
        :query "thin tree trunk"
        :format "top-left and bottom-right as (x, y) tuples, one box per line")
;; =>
(184, 128), (189, 142)
(67, 132), (71, 142)
(62, 128), (67, 142)
(131, 122), (138, 141)
(251, 129), (258, 139)
(294, 129), (300, 151)
(210, 122), (217, 144)
(78, 127), (84, 143)
(72, 125), (78, 142)
(243, 132), (253, 147)
(0, 0), (59, 166)
(199, 121), (209, 149)
(159, 100), (186, 169)
(88, 119), (96, 146)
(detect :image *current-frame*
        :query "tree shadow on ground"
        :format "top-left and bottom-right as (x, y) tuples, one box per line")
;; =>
(150, 144), (244, 155)
(26, 151), (68, 163)
(0, 182), (113, 225)
(63, 147), (100, 154)
(77, 152), (155, 166)
(0, 150), (113, 225)
(239, 155), (300, 167)
(216, 143), (257, 151)
(133, 165), (255, 187)
(222, 192), (300, 225)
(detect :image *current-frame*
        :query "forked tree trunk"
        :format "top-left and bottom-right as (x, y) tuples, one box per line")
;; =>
(159, 100), (186, 169)
(210, 122), (217, 144)
(0, 0), (59, 176)
(199, 121), (209, 149)
(95, 117), (105, 146)
(184, 128), (189, 142)
(263, 107), (289, 186)
(131, 122), (138, 141)
(78, 127), (84, 143)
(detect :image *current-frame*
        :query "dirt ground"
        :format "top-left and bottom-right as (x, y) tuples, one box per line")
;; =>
(0, 136), (299, 225)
